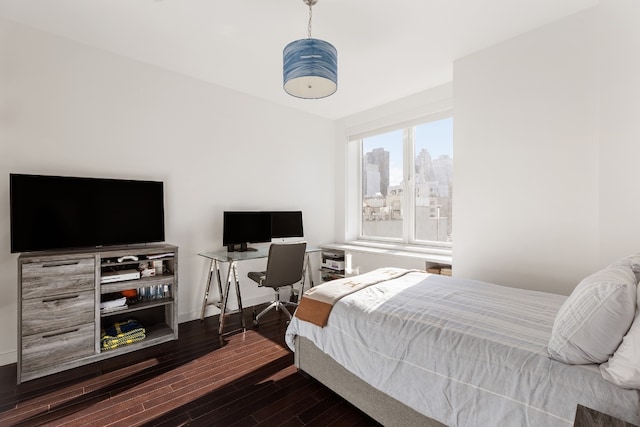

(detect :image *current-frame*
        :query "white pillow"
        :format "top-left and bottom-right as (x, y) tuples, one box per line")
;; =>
(608, 253), (640, 282)
(600, 315), (640, 388)
(600, 284), (640, 389)
(548, 265), (636, 364)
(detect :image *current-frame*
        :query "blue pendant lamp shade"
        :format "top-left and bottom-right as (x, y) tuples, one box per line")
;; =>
(283, 38), (337, 99)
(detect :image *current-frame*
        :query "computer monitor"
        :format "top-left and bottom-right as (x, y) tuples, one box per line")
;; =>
(271, 211), (304, 239)
(222, 211), (272, 252)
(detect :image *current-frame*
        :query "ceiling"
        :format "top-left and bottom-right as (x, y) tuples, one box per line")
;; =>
(0, 0), (598, 120)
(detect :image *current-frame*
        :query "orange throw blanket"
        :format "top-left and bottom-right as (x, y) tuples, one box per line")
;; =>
(294, 267), (420, 327)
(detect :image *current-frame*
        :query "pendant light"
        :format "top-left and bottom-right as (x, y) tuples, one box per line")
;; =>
(283, 0), (337, 99)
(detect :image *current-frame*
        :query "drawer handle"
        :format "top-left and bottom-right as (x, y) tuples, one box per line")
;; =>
(42, 294), (80, 303)
(42, 261), (80, 268)
(42, 328), (79, 339)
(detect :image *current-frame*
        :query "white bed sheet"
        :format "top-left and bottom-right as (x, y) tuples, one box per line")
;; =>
(285, 271), (640, 426)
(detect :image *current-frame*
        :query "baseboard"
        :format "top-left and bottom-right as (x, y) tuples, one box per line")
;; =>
(0, 350), (17, 367)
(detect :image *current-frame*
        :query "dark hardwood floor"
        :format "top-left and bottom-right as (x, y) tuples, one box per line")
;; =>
(0, 307), (381, 426)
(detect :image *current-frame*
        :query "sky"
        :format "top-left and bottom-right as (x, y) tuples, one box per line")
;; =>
(363, 117), (453, 186)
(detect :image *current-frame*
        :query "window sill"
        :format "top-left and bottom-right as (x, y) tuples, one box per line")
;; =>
(321, 241), (452, 265)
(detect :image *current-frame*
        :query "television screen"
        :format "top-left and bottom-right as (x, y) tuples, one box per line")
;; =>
(271, 211), (303, 238)
(222, 211), (272, 251)
(10, 174), (165, 253)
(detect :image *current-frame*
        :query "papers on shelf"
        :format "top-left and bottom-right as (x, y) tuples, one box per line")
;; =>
(100, 296), (127, 313)
(100, 305), (128, 314)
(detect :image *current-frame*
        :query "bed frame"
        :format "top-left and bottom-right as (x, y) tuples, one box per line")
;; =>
(294, 336), (445, 427)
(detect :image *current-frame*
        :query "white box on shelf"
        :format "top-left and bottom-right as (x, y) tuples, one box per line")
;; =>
(100, 269), (141, 284)
(324, 260), (345, 271)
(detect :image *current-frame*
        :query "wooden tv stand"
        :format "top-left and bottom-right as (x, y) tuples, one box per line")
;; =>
(17, 243), (178, 383)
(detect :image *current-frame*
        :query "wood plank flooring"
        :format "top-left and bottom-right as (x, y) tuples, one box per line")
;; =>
(0, 307), (381, 426)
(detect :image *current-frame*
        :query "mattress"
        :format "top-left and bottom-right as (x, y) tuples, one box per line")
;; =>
(285, 271), (640, 426)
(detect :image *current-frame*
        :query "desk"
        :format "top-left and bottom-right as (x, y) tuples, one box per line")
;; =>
(198, 247), (319, 334)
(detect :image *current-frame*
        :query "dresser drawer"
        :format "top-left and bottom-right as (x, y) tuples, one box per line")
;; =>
(21, 258), (95, 299)
(21, 323), (95, 373)
(22, 290), (95, 336)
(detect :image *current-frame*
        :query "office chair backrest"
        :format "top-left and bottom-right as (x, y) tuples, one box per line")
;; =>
(262, 242), (307, 288)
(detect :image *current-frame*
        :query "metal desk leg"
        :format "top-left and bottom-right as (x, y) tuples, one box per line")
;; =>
(306, 253), (314, 288)
(215, 260), (224, 299)
(231, 264), (246, 331)
(218, 262), (247, 334)
(201, 259), (226, 321)
(297, 253), (314, 302)
(201, 259), (215, 320)
(218, 262), (234, 334)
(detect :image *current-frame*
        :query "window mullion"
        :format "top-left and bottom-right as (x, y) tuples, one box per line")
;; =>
(403, 128), (413, 244)
(357, 140), (364, 239)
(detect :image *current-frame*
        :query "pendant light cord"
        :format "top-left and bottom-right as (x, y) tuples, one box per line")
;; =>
(307, 2), (313, 38)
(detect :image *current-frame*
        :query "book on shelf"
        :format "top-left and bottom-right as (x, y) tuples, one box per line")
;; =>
(100, 296), (126, 309)
(100, 305), (128, 314)
(427, 265), (452, 276)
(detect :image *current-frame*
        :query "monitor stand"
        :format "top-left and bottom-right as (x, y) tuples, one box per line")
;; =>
(240, 243), (257, 252)
(227, 243), (258, 252)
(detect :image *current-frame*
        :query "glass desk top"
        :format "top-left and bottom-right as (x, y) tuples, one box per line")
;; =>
(198, 248), (270, 262)
(198, 247), (321, 263)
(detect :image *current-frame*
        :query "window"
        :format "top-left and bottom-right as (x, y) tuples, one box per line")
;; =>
(359, 115), (453, 247)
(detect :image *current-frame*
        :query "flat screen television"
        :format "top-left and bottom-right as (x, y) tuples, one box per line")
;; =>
(271, 211), (303, 239)
(10, 173), (165, 253)
(222, 211), (272, 252)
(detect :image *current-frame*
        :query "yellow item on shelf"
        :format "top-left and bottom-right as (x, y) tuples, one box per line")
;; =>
(100, 319), (146, 350)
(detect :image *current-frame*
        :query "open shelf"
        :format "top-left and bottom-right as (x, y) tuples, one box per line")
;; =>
(100, 275), (174, 294)
(99, 323), (175, 356)
(100, 298), (174, 318)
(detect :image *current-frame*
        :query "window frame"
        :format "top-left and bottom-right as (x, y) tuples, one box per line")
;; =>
(352, 110), (453, 250)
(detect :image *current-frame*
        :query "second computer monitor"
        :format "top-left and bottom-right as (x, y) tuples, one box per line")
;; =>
(271, 211), (303, 239)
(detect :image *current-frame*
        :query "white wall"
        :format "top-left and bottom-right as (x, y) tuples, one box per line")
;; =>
(453, 8), (600, 295)
(454, 3), (640, 296)
(598, 0), (640, 261)
(0, 18), (335, 365)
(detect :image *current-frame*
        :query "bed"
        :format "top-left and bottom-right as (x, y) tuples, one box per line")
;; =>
(285, 266), (640, 427)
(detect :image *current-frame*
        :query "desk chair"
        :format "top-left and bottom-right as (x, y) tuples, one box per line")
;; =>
(247, 241), (307, 326)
